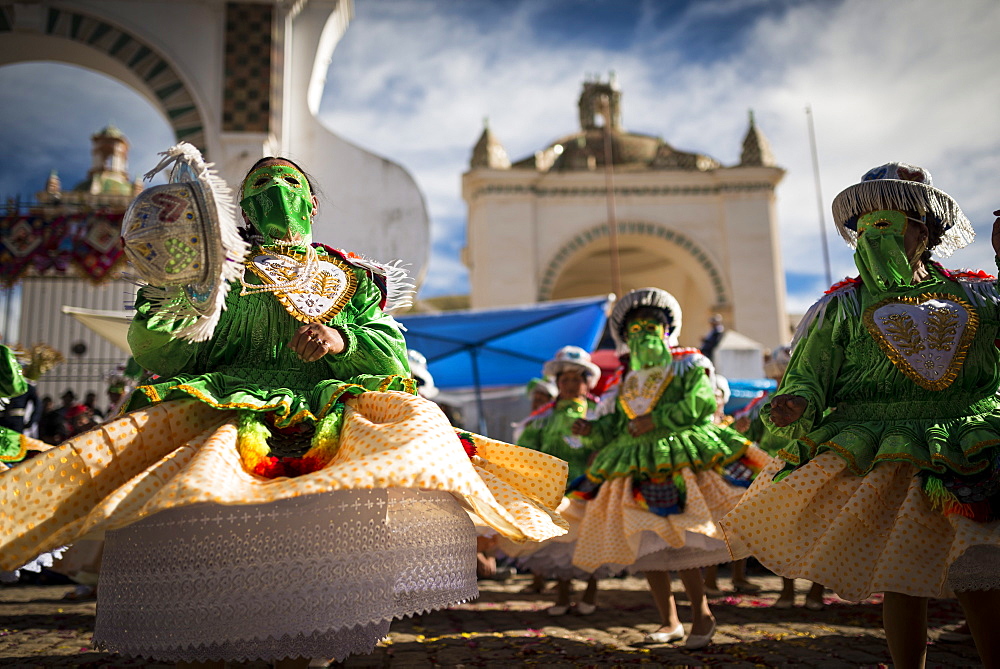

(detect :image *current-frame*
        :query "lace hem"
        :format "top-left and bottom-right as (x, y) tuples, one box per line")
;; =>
(94, 488), (477, 662)
(627, 530), (730, 574)
(0, 547), (68, 583)
(515, 540), (614, 581)
(97, 621), (390, 664)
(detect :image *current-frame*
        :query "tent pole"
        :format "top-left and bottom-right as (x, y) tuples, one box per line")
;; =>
(470, 348), (488, 436)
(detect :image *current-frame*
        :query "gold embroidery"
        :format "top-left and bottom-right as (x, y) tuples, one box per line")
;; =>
(881, 313), (924, 356)
(618, 366), (675, 419)
(863, 292), (978, 391)
(926, 305), (959, 351)
(246, 249), (358, 324)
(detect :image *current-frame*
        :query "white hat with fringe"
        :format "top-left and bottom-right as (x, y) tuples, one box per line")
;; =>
(121, 143), (249, 342)
(542, 346), (601, 389)
(831, 162), (973, 257)
(609, 287), (683, 350)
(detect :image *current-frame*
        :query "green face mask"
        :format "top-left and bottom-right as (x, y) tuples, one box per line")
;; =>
(853, 209), (920, 291)
(240, 164), (314, 246)
(626, 317), (670, 370)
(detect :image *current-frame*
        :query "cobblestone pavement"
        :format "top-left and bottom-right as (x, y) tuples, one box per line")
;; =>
(0, 573), (983, 667)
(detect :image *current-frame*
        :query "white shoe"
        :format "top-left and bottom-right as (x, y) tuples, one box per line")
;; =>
(644, 623), (684, 643)
(575, 601), (597, 615)
(684, 620), (716, 649)
(546, 603), (570, 616)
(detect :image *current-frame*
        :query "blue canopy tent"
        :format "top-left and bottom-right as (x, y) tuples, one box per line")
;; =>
(397, 295), (612, 434)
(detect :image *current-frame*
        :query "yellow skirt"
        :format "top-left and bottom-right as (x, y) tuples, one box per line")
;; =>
(721, 452), (1000, 601)
(571, 467), (750, 572)
(0, 392), (569, 571)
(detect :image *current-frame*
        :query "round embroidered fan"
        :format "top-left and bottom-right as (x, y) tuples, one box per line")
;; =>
(121, 143), (249, 342)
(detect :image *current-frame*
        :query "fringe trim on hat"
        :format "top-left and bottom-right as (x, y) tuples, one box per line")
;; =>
(609, 288), (683, 349)
(136, 143), (248, 342)
(832, 179), (974, 257)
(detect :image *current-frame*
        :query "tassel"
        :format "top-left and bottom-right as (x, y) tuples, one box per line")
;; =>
(236, 412), (281, 478)
(311, 410), (343, 451)
(922, 476), (952, 510)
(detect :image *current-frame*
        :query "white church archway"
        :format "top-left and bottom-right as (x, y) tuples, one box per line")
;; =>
(0, 5), (208, 152)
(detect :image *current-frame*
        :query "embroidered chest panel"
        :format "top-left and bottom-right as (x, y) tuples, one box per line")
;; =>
(862, 292), (978, 391)
(246, 250), (358, 323)
(618, 366), (675, 419)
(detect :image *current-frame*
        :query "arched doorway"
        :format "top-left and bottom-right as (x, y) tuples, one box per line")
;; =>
(539, 222), (731, 347)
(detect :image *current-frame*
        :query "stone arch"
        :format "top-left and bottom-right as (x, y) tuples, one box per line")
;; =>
(539, 222), (730, 343)
(0, 4), (207, 151)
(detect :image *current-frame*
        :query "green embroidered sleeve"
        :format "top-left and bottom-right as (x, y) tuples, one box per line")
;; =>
(762, 302), (842, 440)
(322, 267), (409, 379)
(128, 289), (204, 377)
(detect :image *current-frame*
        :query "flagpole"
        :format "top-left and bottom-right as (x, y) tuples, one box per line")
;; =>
(806, 105), (833, 287)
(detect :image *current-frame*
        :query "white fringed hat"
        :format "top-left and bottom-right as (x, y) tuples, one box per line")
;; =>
(609, 287), (683, 349)
(832, 162), (973, 257)
(121, 143), (249, 342)
(542, 346), (601, 389)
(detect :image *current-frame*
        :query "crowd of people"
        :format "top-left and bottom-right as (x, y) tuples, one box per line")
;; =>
(0, 153), (997, 669)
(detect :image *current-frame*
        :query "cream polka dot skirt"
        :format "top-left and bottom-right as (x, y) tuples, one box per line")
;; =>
(721, 452), (1000, 600)
(0, 392), (570, 571)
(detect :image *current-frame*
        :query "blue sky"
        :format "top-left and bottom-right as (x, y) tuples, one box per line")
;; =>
(1, 0), (998, 314)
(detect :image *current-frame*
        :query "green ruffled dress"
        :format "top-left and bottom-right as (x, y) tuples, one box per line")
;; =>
(517, 397), (597, 483)
(127, 246), (413, 440)
(573, 357), (757, 516)
(764, 263), (1000, 518)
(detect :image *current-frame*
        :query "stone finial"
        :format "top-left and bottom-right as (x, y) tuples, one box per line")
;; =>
(470, 120), (511, 169)
(45, 170), (61, 195)
(740, 109), (775, 167)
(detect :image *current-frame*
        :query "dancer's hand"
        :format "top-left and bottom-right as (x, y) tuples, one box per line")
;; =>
(288, 323), (345, 362)
(769, 394), (807, 427)
(572, 418), (592, 436)
(992, 210), (1000, 257)
(628, 414), (655, 436)
(734, 416), (751, 433)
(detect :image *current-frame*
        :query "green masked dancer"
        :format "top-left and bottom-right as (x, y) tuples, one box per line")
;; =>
(569, 288), (770, 649)
(0, 149), (569, 666)
(721, 162), (1000, 668)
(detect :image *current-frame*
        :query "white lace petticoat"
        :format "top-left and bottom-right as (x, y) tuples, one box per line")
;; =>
(516, 541), (615, 581)
(93, 488), (477, 663)
(627, 530), (731, 574)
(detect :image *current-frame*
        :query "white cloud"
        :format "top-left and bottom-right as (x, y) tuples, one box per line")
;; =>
(319, 0), (1000, 305)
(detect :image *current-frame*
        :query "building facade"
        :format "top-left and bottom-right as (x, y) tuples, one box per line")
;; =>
(462, 77), (789, 349)
(2, 126), (138, 401)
